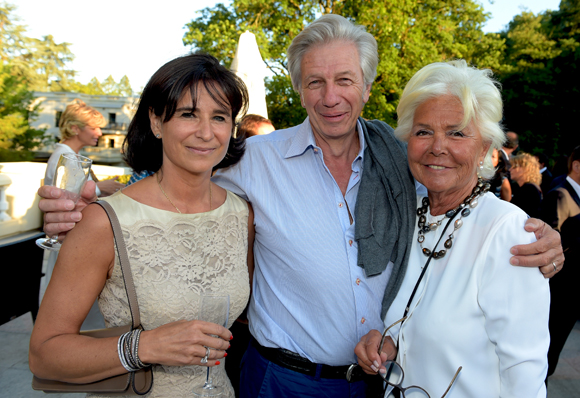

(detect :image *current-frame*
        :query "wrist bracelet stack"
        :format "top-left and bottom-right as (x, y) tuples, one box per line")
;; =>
(118, 329), (149, 372)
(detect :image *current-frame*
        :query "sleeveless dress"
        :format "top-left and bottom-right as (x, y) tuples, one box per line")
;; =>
(88, 190), (250, 398)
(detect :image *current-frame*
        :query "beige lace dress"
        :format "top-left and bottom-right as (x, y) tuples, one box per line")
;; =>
(88, 190), (250, 397)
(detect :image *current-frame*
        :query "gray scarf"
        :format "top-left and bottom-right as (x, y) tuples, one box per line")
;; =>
(355, 118), (417, 319)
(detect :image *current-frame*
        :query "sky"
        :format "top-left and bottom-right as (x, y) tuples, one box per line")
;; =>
(13, 0), (562, 93)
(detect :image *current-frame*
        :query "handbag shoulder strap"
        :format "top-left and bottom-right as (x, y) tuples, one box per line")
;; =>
(95, 200), (141, 329)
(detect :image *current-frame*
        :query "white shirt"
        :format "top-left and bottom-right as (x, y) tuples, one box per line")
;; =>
(566, 175), (580, 198)
(384, 193), (549, 398)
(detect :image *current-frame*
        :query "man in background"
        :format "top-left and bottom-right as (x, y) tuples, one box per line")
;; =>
(502, 131), (519, 161)
(237, 114), (275, 138)
(542, 145), (580, 382)
(536, 153), (553, 195)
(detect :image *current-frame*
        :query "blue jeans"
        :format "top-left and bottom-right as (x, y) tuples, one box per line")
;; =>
(239, 340), (374, 398)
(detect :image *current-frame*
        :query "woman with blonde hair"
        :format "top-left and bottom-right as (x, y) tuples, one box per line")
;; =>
(45, 99), (124, 196)
(510, 152), (543, 218)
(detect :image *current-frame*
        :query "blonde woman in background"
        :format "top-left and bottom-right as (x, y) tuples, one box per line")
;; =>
(44, 99), (125, 196)
(510, 152), (543, 218)
(40, 100), (125, 303)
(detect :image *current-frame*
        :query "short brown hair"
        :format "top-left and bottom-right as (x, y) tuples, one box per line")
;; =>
(568, 145), (580, 174)
(59, 99), (106, 140)
(238, 114), (273, 138)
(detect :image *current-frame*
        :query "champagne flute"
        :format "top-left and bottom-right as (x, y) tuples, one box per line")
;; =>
(36, 153), (92, 251)
(192, 293), (230, 397)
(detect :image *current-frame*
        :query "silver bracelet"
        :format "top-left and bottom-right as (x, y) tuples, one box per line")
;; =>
(117, 332), (134, 372)
(117, 330), (148, 372)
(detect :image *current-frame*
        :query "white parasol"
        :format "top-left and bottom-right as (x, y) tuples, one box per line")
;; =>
(230, 31), (269, 119)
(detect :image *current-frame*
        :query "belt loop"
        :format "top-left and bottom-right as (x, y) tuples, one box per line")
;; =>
(314, 363), (323, 380)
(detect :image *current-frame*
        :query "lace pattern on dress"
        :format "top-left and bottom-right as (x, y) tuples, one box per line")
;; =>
(91, 193), (250, 398)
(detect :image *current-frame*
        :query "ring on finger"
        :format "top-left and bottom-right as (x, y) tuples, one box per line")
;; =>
(552, 261), (557, 272)
(200, 346), (210, 364)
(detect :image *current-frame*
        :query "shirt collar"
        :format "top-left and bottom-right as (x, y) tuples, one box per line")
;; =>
(285, 116), (366, 164)
(566, 176), (580, 198)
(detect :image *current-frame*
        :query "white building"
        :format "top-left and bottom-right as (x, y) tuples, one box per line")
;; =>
(31, 92), (139, 165)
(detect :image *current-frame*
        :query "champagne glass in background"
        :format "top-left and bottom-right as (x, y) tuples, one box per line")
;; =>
(36, 153), (92, 251)
(192, 294), (230, 397)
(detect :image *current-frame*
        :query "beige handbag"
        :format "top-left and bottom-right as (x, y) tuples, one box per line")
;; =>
(32, 200), (153, 395)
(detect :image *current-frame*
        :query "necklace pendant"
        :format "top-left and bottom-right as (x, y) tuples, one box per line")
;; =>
(461, 208), (471, 217)
(469, 198), (478, 208)
(444, 238), (453, 249)
(422, 248), (432, 257)
(418, 235), (425, 243)
(429, 222), (439, 231)
(454, 219), (463, 230)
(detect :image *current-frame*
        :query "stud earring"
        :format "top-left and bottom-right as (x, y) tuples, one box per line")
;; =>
(479, 160), (484, 169)
(156, 134), (161, 138)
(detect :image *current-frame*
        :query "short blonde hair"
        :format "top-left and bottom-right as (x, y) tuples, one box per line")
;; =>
(394, 60), (505, 179)
(59, 99), (106, 140)
(511, 153), (542, 186)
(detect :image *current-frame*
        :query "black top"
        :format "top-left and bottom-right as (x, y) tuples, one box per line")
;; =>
(511, 183), (542, 218)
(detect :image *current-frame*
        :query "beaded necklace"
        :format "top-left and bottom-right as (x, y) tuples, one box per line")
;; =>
(416, 178), (490, 259)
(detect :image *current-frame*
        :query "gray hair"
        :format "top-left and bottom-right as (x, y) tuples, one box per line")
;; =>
(394, 60), (505, 179)
(287, 14), (378, 92)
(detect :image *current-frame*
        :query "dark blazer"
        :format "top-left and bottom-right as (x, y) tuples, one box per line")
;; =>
(541, 179), (580, 231)
(511, 183), (542, 218)
(546, 209), (580, 377)
(540, 169), (553, 195)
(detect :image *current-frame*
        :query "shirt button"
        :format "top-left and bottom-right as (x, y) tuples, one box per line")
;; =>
(356, 278), (361, 285)
(349, 240), (353, 246)
(313, 148), (319, 153)
(338, 203), (343, 208)
(361, 317), (366, 324)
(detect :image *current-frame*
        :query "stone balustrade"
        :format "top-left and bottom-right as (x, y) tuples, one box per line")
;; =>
(0, 162), (131, 240)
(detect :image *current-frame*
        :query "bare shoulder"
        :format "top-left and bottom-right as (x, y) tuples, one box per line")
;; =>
(58, 202), (115, 275)
(76, 202), (112, 233)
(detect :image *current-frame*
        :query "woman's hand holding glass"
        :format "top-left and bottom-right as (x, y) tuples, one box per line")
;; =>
(193, 294), (230, 397)
(137, 318), (231, 368)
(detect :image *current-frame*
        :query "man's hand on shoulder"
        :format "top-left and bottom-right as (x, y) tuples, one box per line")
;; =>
(38, 180), (98, 240)
(510, 217), (564, 278)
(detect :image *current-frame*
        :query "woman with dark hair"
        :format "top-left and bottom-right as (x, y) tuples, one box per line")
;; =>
(30, 53), (254, 397)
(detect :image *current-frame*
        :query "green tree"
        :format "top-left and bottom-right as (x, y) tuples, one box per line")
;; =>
(0, 63), (46, 161)
(0, 2), (28, 62)
(117, 75), (132, 97)
(183, 0), (504, 128)
(0, 3), (46, 161)
(498, 0), (580, 161)
(101, 75), (117, 95)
